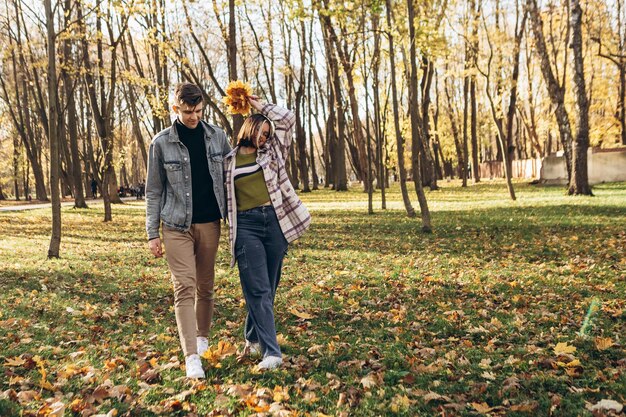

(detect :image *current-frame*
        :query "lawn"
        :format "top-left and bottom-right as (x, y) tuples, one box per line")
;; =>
(0, 181), (625, 416)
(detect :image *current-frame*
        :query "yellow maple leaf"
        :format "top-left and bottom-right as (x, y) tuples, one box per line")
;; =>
(553, 342), (576, 355)
(595, 337), (614, 351)
(201, 340), (237, 365)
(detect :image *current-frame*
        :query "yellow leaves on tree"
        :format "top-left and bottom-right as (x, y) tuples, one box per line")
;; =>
(222, 80), (252, 115)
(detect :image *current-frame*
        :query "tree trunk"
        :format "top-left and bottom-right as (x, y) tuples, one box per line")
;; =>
(419, 57), (438, 190)
(568, 0), (592, 195)
(320, 14), (347, 191)
(408, 0), (432, 230)
(46, 0), (61, 258)
(13, 136), (20, 200)
(470, 76), (480, 182)
(386, 0), (415, 217)
(296, 20), (310, 192)
(228, 0), (243, 137)
(63, 0), (87, 209)
(528, 0), (573, 181)
(505, 9), (527, 186)
(372, 14), (386, 209)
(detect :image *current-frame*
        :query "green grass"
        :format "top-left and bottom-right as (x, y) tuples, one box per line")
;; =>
(0, 180), (625, 416)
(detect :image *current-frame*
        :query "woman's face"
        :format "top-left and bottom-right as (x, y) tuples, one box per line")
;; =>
(255, 122), (271, 148)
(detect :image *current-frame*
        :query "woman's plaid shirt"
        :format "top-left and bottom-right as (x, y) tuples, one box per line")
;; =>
(223, 103), (311, 267)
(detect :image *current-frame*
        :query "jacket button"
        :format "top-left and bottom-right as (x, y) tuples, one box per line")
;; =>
(186, 193), (190, 196)
(184, 157), (188, 161)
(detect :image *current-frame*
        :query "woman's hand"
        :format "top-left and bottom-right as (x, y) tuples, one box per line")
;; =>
(248, 95), (264, 112)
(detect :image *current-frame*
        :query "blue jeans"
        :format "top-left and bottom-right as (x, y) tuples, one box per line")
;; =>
(235, 205), (288, 358)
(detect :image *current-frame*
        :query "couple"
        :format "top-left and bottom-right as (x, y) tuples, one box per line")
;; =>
(145, 83), (311, 378)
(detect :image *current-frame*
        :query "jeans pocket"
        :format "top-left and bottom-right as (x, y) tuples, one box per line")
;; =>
(235, 246), (248, 270)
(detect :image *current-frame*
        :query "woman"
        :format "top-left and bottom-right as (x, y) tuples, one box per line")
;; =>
(224, 96), (311, 370)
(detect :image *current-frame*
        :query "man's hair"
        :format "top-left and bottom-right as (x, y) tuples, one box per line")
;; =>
(174, 83), (203, 107)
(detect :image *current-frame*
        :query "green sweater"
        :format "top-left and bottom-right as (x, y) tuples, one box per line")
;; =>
(234, 151), (271, 211)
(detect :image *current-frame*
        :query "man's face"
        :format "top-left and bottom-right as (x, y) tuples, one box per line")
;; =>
(173, 102), (203, 129)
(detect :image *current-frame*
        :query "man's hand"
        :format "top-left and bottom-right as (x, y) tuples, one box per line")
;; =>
(149, 238), (163, 258)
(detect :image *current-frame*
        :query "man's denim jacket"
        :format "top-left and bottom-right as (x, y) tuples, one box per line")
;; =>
(145, 119), (231, 240)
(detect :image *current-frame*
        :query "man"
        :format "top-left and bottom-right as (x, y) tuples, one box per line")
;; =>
(145, 83), (231, 378)
(90, 178), (98, 198)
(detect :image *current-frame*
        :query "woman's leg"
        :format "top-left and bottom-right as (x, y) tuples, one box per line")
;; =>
(236, 211), (281, 358)
(264, 211), (288, 303)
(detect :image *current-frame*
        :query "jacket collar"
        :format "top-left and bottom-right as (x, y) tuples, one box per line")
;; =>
(167, 119), (216, 143)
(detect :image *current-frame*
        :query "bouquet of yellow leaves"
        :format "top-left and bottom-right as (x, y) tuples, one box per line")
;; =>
(223, 80), (253, 115)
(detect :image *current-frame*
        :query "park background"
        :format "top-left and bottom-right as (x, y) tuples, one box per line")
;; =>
(1, 0), (626, 415)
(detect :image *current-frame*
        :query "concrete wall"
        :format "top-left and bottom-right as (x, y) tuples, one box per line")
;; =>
(478, 147), (626, 184)
(541, 147), (626, 184)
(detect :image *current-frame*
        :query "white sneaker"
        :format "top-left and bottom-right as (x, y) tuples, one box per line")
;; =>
(245, 340), (261, 356)
(185, 354), (205, 379)
(257, 356), (282, 370)
(197, 337), (209, 356)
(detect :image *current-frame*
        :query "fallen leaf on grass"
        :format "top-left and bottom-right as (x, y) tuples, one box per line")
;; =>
(360, 372), (382, 389)
(481, 371), (497, 381)
(16, 390), (40, 404)
(273, 385), (290, 403)
(37, 400), (65, 417)
(553, 342), (576, 355)
(3, 357), (26, 367)
(202, 340), (237, 366)
(390, 394), (412, 413)
(33, 355), (55, 391)
(289, 308), (314, 319)
(594, 337), (614, 351)
(510, 401), (538, 412)
(422, 391), (452, 403)
(471, 402), (493, 414)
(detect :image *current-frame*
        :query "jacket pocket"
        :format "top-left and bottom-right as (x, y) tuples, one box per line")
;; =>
(164, 161), (182, 185)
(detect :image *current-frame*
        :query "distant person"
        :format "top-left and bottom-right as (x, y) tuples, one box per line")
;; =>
(137, 181), (145, 200)
(90, 178), (97, 198)
(224, 95), (311, 370)
(145, 82), (231, 379)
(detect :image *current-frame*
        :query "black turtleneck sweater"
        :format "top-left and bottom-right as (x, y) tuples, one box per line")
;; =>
(175, 120), (221, 223)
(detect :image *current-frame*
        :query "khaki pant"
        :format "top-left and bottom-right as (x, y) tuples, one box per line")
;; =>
(163, 221), (220, 356)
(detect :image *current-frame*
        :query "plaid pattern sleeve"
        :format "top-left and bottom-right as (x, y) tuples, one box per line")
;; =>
(262, 103), (296, 161)
(223, 103), (311, 268)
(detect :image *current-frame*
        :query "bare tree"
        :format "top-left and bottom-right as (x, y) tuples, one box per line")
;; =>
(386, 0), (415, 217)
(528, 0), (573, 182)
(45, 0), (61, 257)
(407, 0), (432, 230)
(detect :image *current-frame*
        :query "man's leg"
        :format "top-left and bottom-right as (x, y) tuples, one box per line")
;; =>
(163, 226), (198, 357)
(194, 221), (220, 339)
